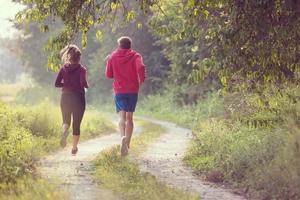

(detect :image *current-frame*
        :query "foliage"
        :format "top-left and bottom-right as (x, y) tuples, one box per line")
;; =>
(15, 6), (169, 99)
(14, 0), (299, 91)
(139, 83), (300, 199)
(138, 86), (223, 126)
(14, 0), (155, 69)
(0, 100), (114, 198)
(15, 20), (102, 84)
(150, 0), (300, 87)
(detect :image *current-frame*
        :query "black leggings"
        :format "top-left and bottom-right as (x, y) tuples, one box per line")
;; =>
(60, 93), (85, 135)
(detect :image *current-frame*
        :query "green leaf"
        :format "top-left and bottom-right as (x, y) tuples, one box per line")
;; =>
(96, 16), (105, 24)
(126, 11), (136, 22)
(137, 23), (143, 29)
(82, 33), (88, 48)
(95, 30), (103, 42)
(202, 10), (209, 18)
(111, 2), (120, 10)
(221, 76), (228, 86)
(191, 46), (199, 52)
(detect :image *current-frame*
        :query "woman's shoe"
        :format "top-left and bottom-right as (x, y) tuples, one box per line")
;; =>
(71, 147), (78, 155)
(60, 129), (69, 148)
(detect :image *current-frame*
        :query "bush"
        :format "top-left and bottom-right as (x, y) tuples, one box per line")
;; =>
(0, 101), (61, 183)
(139, 84), (300, 199)
(0, 100), (115, 199)
(0, 127), (34, 183)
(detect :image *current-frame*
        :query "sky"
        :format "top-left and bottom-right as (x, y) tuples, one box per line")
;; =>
(0, 0), (25, 38)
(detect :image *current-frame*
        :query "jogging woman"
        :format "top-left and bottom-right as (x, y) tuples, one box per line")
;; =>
(55, 44), (89, 155)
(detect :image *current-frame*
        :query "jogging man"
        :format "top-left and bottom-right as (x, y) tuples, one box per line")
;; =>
(105, 36), (146, 156)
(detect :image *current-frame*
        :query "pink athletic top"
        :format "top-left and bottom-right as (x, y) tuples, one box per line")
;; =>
(105, 48), (146, 94)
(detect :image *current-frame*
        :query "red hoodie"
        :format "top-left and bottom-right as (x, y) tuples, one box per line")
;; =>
(105, 48), (145, 94)
(55, 63), (89, 95)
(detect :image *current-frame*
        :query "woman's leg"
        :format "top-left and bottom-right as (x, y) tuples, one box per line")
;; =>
(62, 123), (69, 133)
(72, 135), (80, 149)
(71, 95), (85, 153)
(60, 94), (72, 148)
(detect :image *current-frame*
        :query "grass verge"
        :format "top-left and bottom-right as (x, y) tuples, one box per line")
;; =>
(92, 120), (200, 200)
(0, 176), (66, 200)
(137, 85), (300, 200)
(0, 101), (115, 200)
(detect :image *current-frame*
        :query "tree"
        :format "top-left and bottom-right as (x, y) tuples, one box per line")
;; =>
(14, 0), (300, 90)
(14, 0), (156, 69)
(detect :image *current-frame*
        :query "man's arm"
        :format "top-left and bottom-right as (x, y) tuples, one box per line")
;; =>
(135, 55), (145, 84)
(105, 57), (114, 79)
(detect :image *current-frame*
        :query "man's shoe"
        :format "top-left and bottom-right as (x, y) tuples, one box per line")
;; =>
(120, 136), (128, 156)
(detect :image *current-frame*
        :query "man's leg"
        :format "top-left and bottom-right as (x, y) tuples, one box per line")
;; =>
(118, 110), (126, 137)
(119, 110), (128, 156)
(125, 112), (134, 148)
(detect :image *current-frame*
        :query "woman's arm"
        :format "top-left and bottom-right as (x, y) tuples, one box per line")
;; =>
(80, 67), (89, 88)
(55, 68), (64, 87)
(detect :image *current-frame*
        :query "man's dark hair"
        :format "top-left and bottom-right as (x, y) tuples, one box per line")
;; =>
(118, 36), (132, 49)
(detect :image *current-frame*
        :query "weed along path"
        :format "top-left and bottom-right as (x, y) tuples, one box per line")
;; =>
(137, 117), (248, 200)
(39, 134), (124, 200)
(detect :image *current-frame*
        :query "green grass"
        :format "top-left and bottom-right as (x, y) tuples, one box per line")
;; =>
(93, 121), (200, 200)
(0, 176), (66, 200)
(138, 84), (300, 200)
(0, 100), (115, 199)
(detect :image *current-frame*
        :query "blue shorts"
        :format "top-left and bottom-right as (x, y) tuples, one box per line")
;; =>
(114, 93), (138, 113)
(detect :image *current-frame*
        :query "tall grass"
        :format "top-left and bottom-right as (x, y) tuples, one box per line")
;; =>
(0, 100), (115, 199)
(139, 84), (300, 200)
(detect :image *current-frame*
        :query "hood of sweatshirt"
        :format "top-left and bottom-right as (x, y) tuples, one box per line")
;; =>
(111, 48), (137, 63)
(63, 63), (81, 73)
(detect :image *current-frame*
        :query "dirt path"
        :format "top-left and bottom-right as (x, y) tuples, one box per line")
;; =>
(39, 133), (123, 200)
(38, 116), (249, 200)
(138, 117), (249, 200)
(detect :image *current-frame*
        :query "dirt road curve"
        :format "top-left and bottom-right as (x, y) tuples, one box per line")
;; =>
(39, 116), (249, 200)
(138, 117), (249, 200)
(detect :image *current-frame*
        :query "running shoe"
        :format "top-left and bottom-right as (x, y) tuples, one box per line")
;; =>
(60, 129), (68, 148)
(120, 136), (128, 156)
(71, 147), (78, 155)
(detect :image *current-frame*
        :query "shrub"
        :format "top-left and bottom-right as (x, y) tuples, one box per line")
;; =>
(139, 84), (300, 199)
